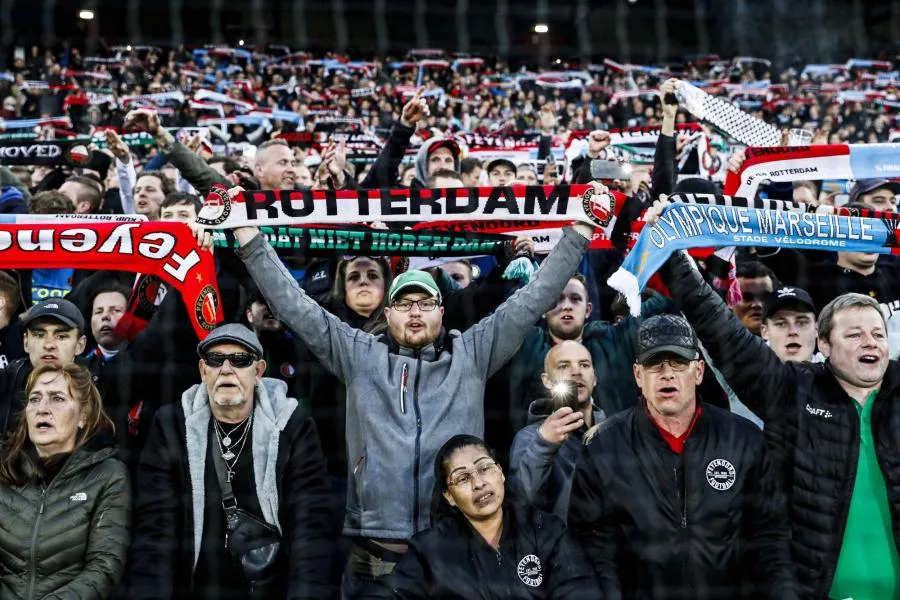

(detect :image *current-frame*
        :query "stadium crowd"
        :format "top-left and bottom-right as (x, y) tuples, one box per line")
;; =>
(0, 41), (898, 599)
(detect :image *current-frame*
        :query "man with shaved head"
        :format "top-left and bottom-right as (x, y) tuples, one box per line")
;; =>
(509, 340), (601, 518)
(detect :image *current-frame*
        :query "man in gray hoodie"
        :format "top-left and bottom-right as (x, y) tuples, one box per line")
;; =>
(411, 137), (461, 188)
(230, 184), (600, 597)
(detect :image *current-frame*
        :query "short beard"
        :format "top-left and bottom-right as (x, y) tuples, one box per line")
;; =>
(213, 392), (246, 408)
(548, 324), (582, 341)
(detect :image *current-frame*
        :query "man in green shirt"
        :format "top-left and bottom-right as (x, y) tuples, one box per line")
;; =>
(830, 389), (900, 600)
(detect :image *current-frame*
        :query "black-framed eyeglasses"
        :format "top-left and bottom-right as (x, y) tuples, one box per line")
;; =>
(202, 352), (257, 369)
(391, 298), (439, 312)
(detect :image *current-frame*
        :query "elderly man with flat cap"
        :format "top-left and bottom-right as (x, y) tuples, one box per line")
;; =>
(569, 314), (797, 599)
(128, 323), (337, 600)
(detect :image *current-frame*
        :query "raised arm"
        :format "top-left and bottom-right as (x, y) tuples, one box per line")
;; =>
(123, 109), (231, 194)
(462, 223), (591, 378)
(659, 249), (798, 422)
(234, 225), (372, 381)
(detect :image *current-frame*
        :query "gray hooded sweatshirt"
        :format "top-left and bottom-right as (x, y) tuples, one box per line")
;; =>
(238, 226), (589, 540)
(413, 137), (460, 187)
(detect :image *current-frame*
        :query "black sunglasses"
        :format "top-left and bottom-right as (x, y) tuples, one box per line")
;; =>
(202, 352), (257, 369)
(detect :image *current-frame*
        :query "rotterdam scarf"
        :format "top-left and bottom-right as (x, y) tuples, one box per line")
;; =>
(608, 194), (900, 315)
(723, 143), (900, 198)
(198, 183), (620, 230)
(0, 221), (223, 338)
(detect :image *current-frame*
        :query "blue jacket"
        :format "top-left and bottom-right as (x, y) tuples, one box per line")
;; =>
(509, 398), (604, 519)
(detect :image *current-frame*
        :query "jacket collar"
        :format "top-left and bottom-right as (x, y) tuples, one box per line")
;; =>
(180, 377), (298, 570)
(636, 396), (709, 453)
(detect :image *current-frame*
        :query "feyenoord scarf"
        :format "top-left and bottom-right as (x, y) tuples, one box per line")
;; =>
(0, 139), (98, 168)
(197, 184), (618, 231)
(212, 225), (518, 258)
(608, 194), (900, 315)
(0, 221), (223, 338)
(723, 143), (900, 198)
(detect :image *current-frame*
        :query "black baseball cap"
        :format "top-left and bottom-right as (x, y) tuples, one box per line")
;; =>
(849, 178), (900, 205)
(486, 158), (517, 175)
(22, 299), (85, 333)
(764, 286), (816, 319)
(636, 314), (701, 364)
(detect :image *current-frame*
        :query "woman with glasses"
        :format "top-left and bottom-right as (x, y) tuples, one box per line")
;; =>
(0, 363), (130, 599)
(365, 435), (599, 599)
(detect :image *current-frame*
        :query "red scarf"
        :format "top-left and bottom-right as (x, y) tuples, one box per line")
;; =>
(0, 222), (222, 338)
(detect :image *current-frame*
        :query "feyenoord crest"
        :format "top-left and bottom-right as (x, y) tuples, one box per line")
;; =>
(194, 285), (219, 331)
(517, 554), (543, 587)
(705, 458), (736, 491)
(65, 144), (92, 166)
(197, 185), (232, 226)
(582, 187), (616, 228)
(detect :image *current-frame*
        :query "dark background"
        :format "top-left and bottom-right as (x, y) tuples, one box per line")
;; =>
(3, 0), (899, 68)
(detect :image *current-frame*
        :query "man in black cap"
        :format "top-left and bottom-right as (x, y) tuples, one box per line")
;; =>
(849, 178), (900, 212)
(128, 323), (337, 600)
(760, 286), (819, 363)
(569, 313), (797, 599)
(485, 158), (517, 187)
(0, 298), (87, 434)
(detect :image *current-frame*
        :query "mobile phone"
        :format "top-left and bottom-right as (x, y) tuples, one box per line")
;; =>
(551, 380), (580, 411)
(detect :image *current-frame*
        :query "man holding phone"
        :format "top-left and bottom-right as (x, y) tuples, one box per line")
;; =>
(509, 340), (601, 519)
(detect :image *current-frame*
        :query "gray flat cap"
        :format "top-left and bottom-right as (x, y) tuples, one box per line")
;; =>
(196, 323), (264, 358)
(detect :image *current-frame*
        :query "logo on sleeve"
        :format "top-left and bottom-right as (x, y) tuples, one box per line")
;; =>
(705, 459), (736, 491)
(517, 554), (543, 587)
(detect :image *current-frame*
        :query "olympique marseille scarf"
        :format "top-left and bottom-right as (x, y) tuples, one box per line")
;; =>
(197, 184), (620, 231)
(212, 225), (518, 258)
(723, 143), (900, 198)
(0, 220), (223, 338)
(607, 194), (900, 316)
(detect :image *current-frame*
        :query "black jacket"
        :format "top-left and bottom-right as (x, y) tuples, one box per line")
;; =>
(569, 402), (797, 599)
(364, 502), (600, 599)
(0, 357), (31, 436)
(661, 250), (900, 598)
(127, 382), (337, 600)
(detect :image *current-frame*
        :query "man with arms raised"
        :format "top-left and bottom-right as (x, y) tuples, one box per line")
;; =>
(224, 183), (602, 597)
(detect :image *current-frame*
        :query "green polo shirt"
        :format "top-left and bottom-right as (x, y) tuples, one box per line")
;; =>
(829, 391), (900, 600)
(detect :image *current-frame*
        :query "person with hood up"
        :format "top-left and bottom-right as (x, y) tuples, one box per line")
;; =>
(509, 340), (602, 519)
(411, 137), (462, 188)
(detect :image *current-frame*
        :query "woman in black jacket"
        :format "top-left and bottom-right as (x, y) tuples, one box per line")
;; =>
(365, 435), (599, 599)
(0, 362), (131, 599)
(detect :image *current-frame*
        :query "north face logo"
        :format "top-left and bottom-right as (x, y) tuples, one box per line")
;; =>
(70, 492), (87, 502)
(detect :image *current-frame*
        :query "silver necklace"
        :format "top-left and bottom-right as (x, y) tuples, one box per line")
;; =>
(216, 416), (250, 448)
(214, 414), (252, 463)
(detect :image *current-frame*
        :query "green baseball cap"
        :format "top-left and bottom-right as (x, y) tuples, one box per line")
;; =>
(388, 270), (442, 304)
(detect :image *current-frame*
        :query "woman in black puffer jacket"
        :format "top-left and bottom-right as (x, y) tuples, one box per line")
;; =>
(0, 363), (131, 600)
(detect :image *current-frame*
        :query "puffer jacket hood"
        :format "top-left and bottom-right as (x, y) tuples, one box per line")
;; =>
(413, 137), (461, 187)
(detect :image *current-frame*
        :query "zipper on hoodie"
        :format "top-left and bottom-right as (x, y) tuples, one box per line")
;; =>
(411, 355), (424, 532)
(26, 487), (48, 600)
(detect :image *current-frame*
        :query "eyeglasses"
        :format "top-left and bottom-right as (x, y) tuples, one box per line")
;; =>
(391, 298), (439, 312)
(203, 352), (257, 369)
(643, 358), (693, 373)
(447, 462), (501, 488)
